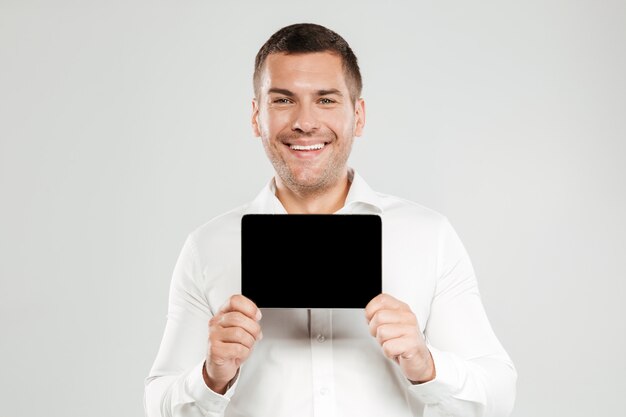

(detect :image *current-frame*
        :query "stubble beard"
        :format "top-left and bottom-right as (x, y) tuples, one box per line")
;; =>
(265, 130), (354, 198)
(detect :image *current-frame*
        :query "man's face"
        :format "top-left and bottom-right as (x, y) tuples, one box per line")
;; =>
(252, 52), (365, 194)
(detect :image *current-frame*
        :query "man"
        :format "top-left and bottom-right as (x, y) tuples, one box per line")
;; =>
(144, 23), (517, 417)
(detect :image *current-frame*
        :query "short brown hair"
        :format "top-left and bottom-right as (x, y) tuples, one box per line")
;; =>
(253, 23), (363, 103)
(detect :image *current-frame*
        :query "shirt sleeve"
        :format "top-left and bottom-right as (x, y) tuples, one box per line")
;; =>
(144, 234), (238, 417)
(407, 217), (518, 417)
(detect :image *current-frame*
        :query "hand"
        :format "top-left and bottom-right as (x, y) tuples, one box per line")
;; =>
(365, 293), (435, 384)
(204, 294), (263, 394)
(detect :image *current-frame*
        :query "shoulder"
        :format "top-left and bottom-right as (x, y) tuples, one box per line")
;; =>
(371, 190), (460, 246)
(377, 191), (448, 225)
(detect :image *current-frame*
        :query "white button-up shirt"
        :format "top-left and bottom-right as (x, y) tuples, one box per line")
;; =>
(144, 169), (517, 417)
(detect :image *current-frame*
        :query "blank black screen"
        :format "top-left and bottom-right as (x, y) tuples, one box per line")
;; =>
(241, 214), (382, 308)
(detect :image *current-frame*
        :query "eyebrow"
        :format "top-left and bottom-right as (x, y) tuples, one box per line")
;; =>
(267, 88), (343, 97)
(268, 88), (295, 96)
(317, 88), (343, 97)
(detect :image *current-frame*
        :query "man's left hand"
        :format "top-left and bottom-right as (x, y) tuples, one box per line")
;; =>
(365, 293), (436, 384)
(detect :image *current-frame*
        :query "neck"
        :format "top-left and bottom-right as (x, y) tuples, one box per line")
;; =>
(274, 172), (351, 214)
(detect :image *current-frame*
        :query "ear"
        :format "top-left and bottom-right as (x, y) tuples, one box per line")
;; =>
(251, 98), (261, 137)
(353, 98), (365, 137)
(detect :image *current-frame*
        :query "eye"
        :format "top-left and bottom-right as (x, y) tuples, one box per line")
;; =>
(273, 97), (292, 104)
(318, 98), (335, 105)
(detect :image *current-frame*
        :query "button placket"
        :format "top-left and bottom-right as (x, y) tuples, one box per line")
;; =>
(310, 309), (336, 417)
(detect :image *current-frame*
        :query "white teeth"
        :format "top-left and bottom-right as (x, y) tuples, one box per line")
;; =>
(290, 143), (325, 151)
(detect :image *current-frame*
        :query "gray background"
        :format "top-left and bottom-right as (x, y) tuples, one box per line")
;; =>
(1, 1), (624, 416)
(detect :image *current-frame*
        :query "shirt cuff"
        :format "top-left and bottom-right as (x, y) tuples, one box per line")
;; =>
(406, 345), (466, 405)
(185, 361), (237, 413)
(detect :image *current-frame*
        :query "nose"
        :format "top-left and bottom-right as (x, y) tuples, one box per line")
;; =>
(291, 103), (320, 133)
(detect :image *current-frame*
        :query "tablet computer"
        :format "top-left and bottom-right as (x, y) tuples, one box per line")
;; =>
(241, 213), (382, 309)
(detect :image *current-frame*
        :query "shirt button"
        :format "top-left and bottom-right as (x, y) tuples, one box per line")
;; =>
(320, 387), (329, 396)
(316, 334), (326, 343)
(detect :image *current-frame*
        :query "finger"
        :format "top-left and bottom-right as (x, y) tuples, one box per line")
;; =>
(212, 326), (259, 350)
(208, 339), (254, 364)
(219, 294), (262, 321)
(364, 293), (407, 321)
(367, 309), (417, 336)
(380, 337), (418, 361)
(210, 311), (263, 341)
(373, 323), (417, 345)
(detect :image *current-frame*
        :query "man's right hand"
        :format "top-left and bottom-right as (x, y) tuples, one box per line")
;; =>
(204, 294), (263, 394)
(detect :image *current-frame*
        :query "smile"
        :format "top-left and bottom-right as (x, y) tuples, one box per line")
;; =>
(289, 143), (326, 151)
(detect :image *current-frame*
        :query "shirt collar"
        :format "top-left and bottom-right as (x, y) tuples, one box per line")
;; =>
(244, 167), (384, 215)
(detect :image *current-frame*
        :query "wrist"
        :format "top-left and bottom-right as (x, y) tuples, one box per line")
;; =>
(202, 362), (229, 394)
(409, 349), (436, 384)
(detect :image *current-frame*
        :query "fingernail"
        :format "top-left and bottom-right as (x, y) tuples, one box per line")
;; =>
(256, 309), (263, 320)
